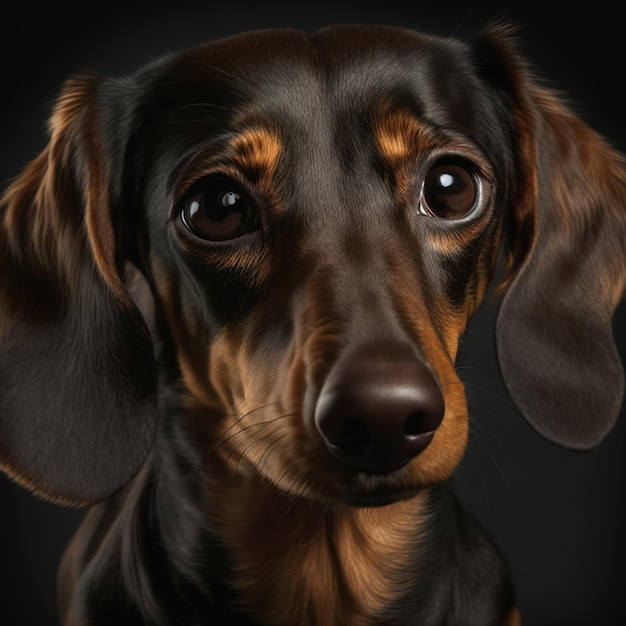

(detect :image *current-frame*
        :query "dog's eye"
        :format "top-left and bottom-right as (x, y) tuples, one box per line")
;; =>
(181, 178), (259, 241)
(420, 161), (479, 220)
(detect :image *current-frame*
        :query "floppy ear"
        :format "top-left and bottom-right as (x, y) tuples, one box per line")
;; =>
(0, 77), (157, 505)
(476, 27), (626, 450)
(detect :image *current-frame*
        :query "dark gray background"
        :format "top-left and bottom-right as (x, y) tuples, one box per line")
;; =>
(1, 2), (625, 624)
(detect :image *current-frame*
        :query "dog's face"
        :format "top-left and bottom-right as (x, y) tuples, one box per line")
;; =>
(132, 27), (510, 504)
(1, 25), (624, 507)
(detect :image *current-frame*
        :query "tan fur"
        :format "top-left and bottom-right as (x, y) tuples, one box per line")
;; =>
(230, 126), (283, 190)
(374, 105), (442, 200)
(202, 460), (429, 625)
(374, 105), (438, 167)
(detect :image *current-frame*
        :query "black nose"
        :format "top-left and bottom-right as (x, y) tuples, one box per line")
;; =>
(314, 342), (445, 474)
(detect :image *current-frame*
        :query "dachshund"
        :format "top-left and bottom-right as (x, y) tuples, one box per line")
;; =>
(1, 23), (625, 626)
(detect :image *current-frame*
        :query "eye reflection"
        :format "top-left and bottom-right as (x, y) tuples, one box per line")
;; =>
(420, 161), (479, 220)
(181, 178), (259, 241)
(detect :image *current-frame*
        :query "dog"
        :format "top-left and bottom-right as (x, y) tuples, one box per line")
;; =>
(1, 23), (624, 625)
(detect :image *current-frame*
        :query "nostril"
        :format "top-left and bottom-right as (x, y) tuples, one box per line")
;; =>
(404, 412), (427, 436)
(404, 410), (442, 437)
(339, 418), (371, 457)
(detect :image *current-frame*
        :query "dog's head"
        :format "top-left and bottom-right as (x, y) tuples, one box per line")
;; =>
(1, 25), (624, 506)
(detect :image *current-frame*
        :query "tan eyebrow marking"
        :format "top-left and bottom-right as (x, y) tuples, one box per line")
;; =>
(229, 127), (282, 187)
(374, 106), (434, 166)
(373, 106), (444, 200)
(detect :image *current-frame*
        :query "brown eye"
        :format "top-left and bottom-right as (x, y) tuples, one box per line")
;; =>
(420, 161), (479, 220)
(181, 177), (259, 241)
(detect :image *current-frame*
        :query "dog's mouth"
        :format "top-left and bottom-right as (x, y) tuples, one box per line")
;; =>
(336, 485), (424, 508)
(215, 424), (439, 509)
(289, 464), (429, 509)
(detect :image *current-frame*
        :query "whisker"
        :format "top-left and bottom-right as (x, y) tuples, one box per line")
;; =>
(230, 422), (289, 470)
(448, 369), (529, 497)
(469, 435), (515, 492)
(192, 404), (282, 473)
(210, 403), (280, 449)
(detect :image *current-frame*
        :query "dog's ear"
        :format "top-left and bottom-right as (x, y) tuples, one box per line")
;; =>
(474, 25), (626, 450)
(0, 77), (157, 505)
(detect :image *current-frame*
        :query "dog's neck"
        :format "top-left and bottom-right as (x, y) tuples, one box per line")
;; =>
(203, 466), (430, 626)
